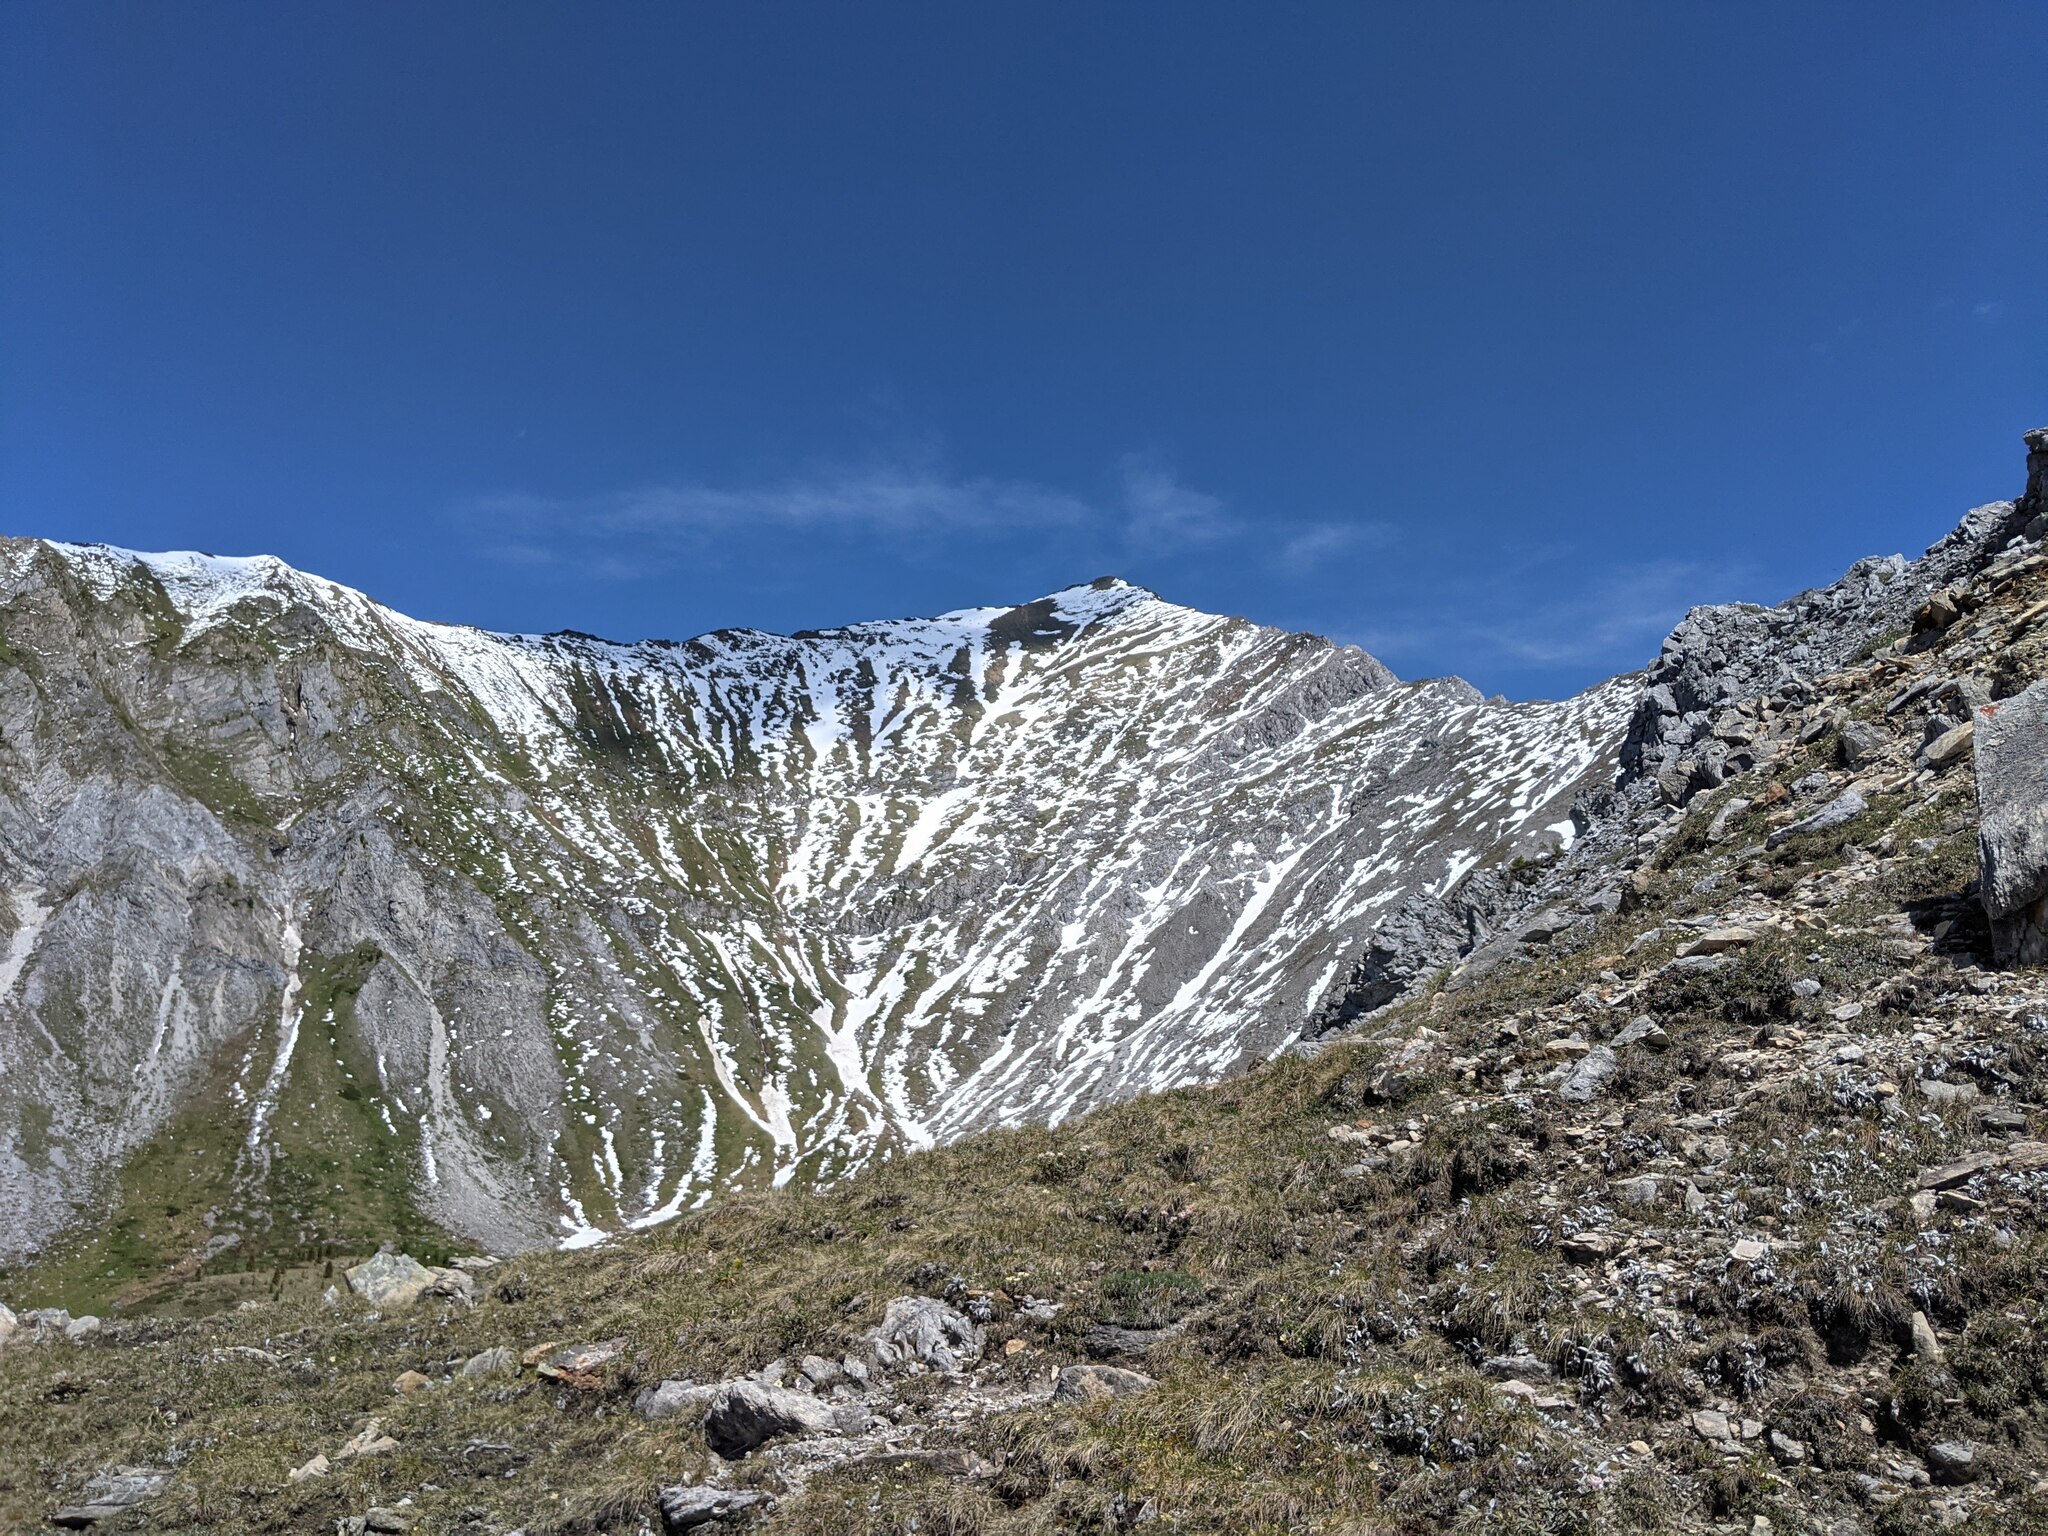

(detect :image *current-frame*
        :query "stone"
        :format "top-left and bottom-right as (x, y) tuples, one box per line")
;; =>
(1053, 1363), (1159, 1403)
(1976, 1105), (2028, 1135)
(1830, 1003), (1865, 1023)
(364, 1509), (411, 1534)
(1692, 1409), (1733, 1442)
(392, 1369), (432, 1394)
(658, 1485), (775, 1531)
(798, 1353), (843, 1388)
(47, 1467), (169, 1527)
(637, 1379), (719, 1422)
(1975, 683), (2048, 965)
(702, 1381), (837, 1459)
(460, 1346), (515, 1378)
(1481, 1353), (1553, 1381)
(343, 1252), (473, 1310)
(336, 1421), (399, 1460)
(1909, 1311), (1942, 1360)
(1678, 926), (1757, 957)
(1729, 1238), (1768, 1264)
(1837, 719), (1888, 769)
(0, 1302), (14, 1348)
(1662, 953), (1729, 976)
(1616, 1175), (1662, 1206)
(63, 1314), (100, 1342)
(1925, 1439), (1979, 1484)
(1917, 1140), (2048, 1189)
(1556, 1046), (1617, 1104)
(1791, 978), (1822, 998)
(866, 1295), (984, 1374)
(1613, 1016), (1669, 1051)
(287, 1452), (330, 1483)
(1917, 720), (1973, 771)
(1916, 1078), (1978, 1106)
(1767, 788), (1869, 849)
(536, 1337), (628, 1389)
(1768, 1430), (1807, 1465)
(1705, 797), (1753, 844)
(1560, 1231), (1619, 1264)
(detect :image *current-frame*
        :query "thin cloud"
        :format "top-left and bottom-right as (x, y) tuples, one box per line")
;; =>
(1116, 451), (1236, 549)
(1346, 557), (1752, 685)
(1270, 520), (1396, 578)
(461, 447), (1265, 575)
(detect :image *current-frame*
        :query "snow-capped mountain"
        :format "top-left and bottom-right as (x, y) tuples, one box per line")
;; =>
(0, 539), (1630, 1258)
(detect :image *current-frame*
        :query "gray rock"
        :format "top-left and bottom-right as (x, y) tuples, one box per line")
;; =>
(1924, 1438), (1979, 1484)
(1975, 682), (2048, 965)
(1692, 1409), (1733, 1442)
(1556, 1045), (1617, 1104)
(1612, 1016), (1669, 1051)
(459, 1346), (515, 1378)
(1767, 789), (1869, 849)
(1767, 1429), (1807, 1465)
(47, 1467), (169, 1527)
(1909, 1311), (1942, 1361)
(344, 1252), (472, 1310)
(702, 1381), (837, 1459)
(1705, 797), (1753, 844)
(1837, 719), (1889, 769)
(1791, 977), (1822, 998)
(658, 1485), (774, 1531)
(866, 1295), (984, 1374)
(1053, 1363), (1159, 1403)
(637, 1378), (718, 1422)
(0, 1301), (13, 1347)
(1916, 720), (1973, 771)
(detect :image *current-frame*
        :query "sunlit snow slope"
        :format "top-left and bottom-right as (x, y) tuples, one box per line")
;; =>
(0, 541), (1630, 1256)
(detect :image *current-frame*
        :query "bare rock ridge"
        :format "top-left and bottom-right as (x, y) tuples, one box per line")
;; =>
(0, 430), (2040, 1270)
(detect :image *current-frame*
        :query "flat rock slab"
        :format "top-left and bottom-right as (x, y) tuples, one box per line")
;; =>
(658, 1485), (774, 1530)
(1916, 1140), (2048, 1189)
(537, 1338), (628, 1389)
(1053, 1363), (1159, 1403)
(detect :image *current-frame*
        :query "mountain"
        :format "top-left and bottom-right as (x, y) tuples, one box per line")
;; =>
(0, 546), (1627, 1267)
(1, 429), (2044, 1536)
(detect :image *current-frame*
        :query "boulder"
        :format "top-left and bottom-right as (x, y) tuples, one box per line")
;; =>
(1925, 1438), (1980, 1484)
(1053, 1363), (1159, 1403)
(343, 1252), (473, 1310)
(459, 1346), (515, 1379)
(701, 1381), (837, 1459)
(1612, 1016), (1669, 1051)
(1836, 719), (1888, 769)
(1556, 1045), (1617, 1104)
(658, 1485), (774, 1530)
(866, 1295), (984, 1374)
(1766, 789), (1868, 849)
(637, 1378), (719, 1422)
(1975, 683), (2048, 965)
(536, 1338), (627, 1390)
(1917, 720), (1973, 771)
(47, 1467), (168, 1528)
(0, 1301), (14, 1347)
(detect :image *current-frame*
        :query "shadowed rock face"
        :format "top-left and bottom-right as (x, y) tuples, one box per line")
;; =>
(0, 547), (1625, 1260)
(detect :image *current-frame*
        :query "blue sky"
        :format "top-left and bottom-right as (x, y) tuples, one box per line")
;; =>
(3, 3), (2043, 699)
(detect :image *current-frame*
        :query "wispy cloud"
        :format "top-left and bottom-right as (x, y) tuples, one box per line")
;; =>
(1271, 520), (1395, 577)
(1344, 556), (1751, 686)
(1116, 451), (1236, 549)
(458, 444), (1394, 582)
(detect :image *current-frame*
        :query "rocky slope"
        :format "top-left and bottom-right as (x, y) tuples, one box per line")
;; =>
(0, 543), (1625, 1269)
(2, 428), (2045, 1536)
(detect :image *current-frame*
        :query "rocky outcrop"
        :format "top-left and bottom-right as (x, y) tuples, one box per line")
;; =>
(701, 1380), (839, 1459)
(1976, 681), (2048, 966)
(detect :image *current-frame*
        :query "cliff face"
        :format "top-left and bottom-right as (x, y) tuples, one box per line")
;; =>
(0, 548), (1624, 1261)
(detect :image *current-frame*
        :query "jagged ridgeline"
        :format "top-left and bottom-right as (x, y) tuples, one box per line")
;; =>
(0, 547), (1626, 1268)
